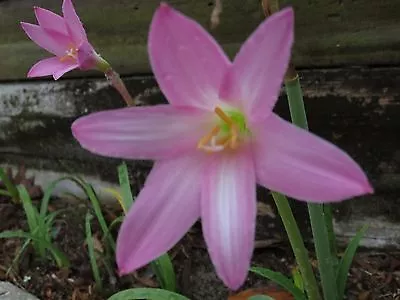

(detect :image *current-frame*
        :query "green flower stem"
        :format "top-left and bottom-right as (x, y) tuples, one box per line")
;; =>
(285, 74), (338, 300)
(271, 192), (321, 300)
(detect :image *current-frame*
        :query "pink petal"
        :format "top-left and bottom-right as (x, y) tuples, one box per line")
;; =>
(77, 41), (99, 70)
(27, 57), (78, 79)
(220, 8), (294, 121)
(21, 22), (69, 56)
(201, 149), (256, 290)
(62, 0), (87, 44)
(71, 105), (214, 160)
(53, 61), (79, 80)
(34, 7), (68, 35)
(149, 3), (230, 109)
(253, 114), (373, 202)
(117, 154), (204, 274)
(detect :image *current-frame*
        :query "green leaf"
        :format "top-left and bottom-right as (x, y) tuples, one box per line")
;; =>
(0, 189), (11, 196)
(291, 267), (304, 292)
(85, 213), (102, 290)
(18, 185), (39, 232)
(249, 296), (275, 300)
(336, 225), (368, 299)
(116, 163), (177, 291)
(107, 288), (190, 300)
(117, 162), (134, 212)
(250, 267), (306, 300)
(7, 238), (31, 276)
(0, 167), (19, 202)
(84, 183), (115, 252)
(40, 176), (115, 252)
(151, 253), (176, 292)
(0, 230), (69, 268)
(40, 176), (85, 218)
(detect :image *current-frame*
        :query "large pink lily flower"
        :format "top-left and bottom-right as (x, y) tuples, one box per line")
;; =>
(21, 0), (105, 80)
(72, 4), (373, 289)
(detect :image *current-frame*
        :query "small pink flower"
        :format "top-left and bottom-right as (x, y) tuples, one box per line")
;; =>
(72, 4), (373, 289)
(21, 0), (105, 80)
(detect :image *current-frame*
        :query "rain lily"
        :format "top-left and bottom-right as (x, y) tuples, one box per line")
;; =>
(21, 0), (108, 80)
(72, 4), (373, 289)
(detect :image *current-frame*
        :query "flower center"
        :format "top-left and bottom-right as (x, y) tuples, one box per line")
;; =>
(59, 46), (78, 62)
(198, 107), (248, 153)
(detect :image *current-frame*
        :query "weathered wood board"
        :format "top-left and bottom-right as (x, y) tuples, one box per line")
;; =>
(1, 67), (400, 247)
(0, 0), (400, 80)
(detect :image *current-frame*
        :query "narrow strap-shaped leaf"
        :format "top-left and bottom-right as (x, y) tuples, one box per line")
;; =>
(250, 267), (306, 300)
(85, 213), (102, 290)
(107, 288), (190, 300)
(0, 167), (19, 202)
(0, 230), (70, 268)
(18, 185), (39, 232)
(150, 253), (177, 292)
(117, 162), (135, 212)
(249, 296), (275, 300)
(336, 225), (368, 299)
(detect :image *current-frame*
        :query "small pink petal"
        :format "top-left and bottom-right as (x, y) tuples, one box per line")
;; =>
(27, 57), (77, 79)
(149, 3), (230, 110)
(117, 154), (204, 274)
(222, 8), (294, 121)
(34, 7), (68, 35)
(53, 61), (79, 79)
(62, 0), (87, 44)
(253, 114), (373, 202)
(21, 22), (69, 56)
(71, 105), (214, 160)
(77, 41), (99, 70)
(201, 149), (256, 290)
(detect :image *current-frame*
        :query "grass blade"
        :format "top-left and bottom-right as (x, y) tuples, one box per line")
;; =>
(84, 183), (115, 252)
(0, 167), (19, 202)
(0, 189), (12, 196)
(0, 230), (69, 268)
(150, 253), (176, 292)
(249, 296), (275, 300)
(250, 267), (306, 300)
(40, 176), (85, 218)
(7, 238), (31, 276)
(117, 162), (134, 212)
(336, 225), (368, 299)
(85, 213), (103, 290)
(17, 185), (42, 254)
(107, 288), (190, 300)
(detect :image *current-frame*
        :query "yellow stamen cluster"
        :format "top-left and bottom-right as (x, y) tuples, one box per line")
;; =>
(197, 107), (240, 153)
(59, 46), (78, 62)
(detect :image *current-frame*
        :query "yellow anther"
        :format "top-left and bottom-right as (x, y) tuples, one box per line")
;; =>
(214, 107), (234, 125)
(198, 107), (244, 153)
(197, 126), (220, 149)
(59, 47), (78, 62)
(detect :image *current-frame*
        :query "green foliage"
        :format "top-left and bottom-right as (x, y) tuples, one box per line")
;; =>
(0, 167), (19, 203)
(86, 213), (103, 290)
(336, 225), (368, 299)
(107, 288), (190, 300)
(0, 185), (69, 268)
(250, 267), (306, 300)
(248, 296), (275, 300)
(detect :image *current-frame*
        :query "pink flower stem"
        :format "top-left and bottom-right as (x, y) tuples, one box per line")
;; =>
(105, 69), (136, 107)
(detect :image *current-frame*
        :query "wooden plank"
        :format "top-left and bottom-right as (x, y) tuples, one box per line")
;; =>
(0, 0), (399, 80)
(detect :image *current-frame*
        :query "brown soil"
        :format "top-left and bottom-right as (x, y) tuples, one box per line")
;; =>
(0, 196), (399, 300)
